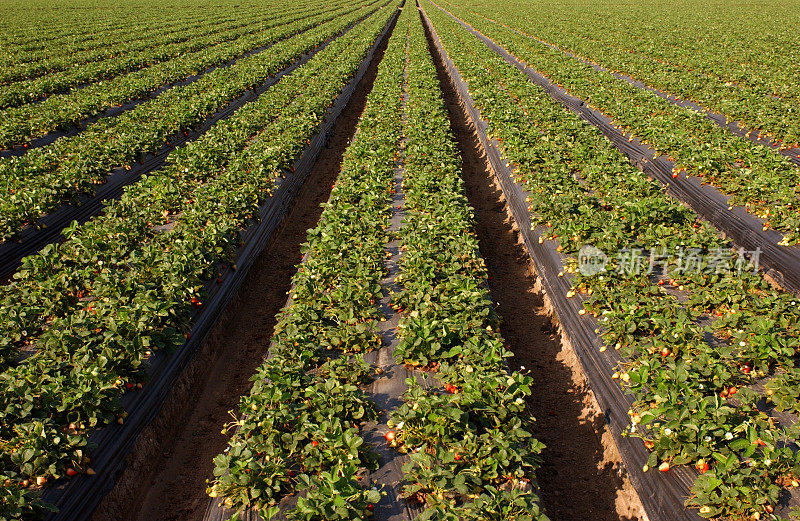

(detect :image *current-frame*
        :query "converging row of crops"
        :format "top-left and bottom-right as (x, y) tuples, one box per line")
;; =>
(0, 0), (798, 520)
(205, 6), (547, 519)
(0, 1), (400, 517)
(422, 0), (800, 519)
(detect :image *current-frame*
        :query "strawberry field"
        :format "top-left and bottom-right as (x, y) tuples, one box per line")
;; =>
(0, 0), (798, 520)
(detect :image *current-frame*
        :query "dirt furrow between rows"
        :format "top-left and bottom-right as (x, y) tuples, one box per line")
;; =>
(91, 19), (396, 521)
(421, 6), (647, 520)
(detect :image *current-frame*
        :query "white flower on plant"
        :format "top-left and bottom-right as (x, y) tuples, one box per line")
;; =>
(764, 459), (771, 466)
(663, 428), (672, 436)
(725, 432), (733, 440)
(704, 436), (712, 442)
(739, 341), (746, 347)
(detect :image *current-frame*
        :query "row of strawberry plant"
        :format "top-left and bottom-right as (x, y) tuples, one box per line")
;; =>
(206, 8), (407, 517)
(440, 0), (800, 150)
(0, 0), (379, 241)
(0, 6), (398, 519)
(425, 4), (800, 519)
(0, 1), (309, 109)
(0, 8), (224, 77)
(386, 9), (548, 519)
(0, 0), (387, 371)
(0, 0), (262, 54)
(429, 0), (800, 247)
(0, 0), (370, 150)
(0, 4), (218, 65)
(0, 1), (313, 87)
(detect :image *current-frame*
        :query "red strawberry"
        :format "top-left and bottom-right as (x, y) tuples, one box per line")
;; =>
(311, 440), (318, 448)
(66, 468), (78, 477)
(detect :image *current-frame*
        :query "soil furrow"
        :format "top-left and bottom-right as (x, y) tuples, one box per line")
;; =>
(91, 15), (396, 521)
(419, 5), (646, 520)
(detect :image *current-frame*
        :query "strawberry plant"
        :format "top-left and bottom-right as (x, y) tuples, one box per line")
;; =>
(0, 0), (379, 147)
(208, 10), (405, 516)
(430, 0), (800, 245)
(386, 11), (548, 519)
(0, 6), (400, 518)
(0, 3), (316, 110)
(441, 0), (800, 150)
(424, 4), (800, 519)
(0, 0), (385, 240)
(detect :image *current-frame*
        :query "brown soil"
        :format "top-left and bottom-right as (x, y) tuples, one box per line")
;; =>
(92, 27), (392, 521)
(421, 9), (647, 521)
